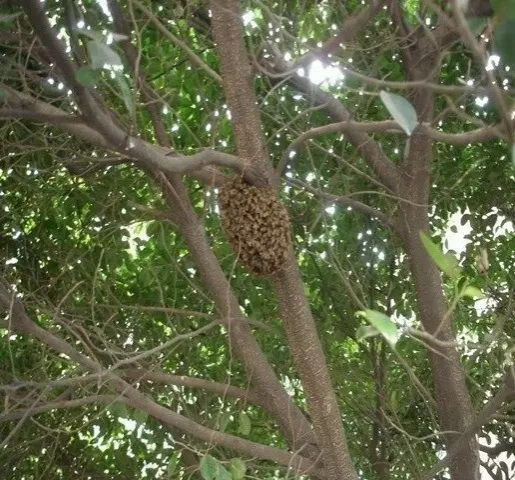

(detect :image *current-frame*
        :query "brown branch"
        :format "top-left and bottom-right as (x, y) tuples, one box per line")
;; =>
(280, 120), (505, 174)
(0, 369), (260, 406)
(105, 2), (320, 460)
(21, 0), (114, 133)
(288, 178), (393, 229)
(0, 108), (84, 124)
(210, 2), (359, 478)
(449, 1), (513, 141)
(1, 88), (255, 179)
(0, 281), (321, 475)
(132, 0), (222, 84)
(108, 0), (172, 148)
(19, 2), (262, 184)
(0, 395), (121, 423)
(421, 369), (515, 480)
(291, 0), (387, 70)
(120, 369), (260, 405)
(266, 56), (402, 193)
(339, 65), (507, 96)
(210, 0), (273, 183)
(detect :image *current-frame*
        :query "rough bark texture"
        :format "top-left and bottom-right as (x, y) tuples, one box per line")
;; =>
(403, 224), (480, 480)
(108, 2), (320, 460)
(210, 1), (358, 478)
(274, 256), (359, 480)
(157, 174), (319, 457)
(210, 0), (273, 185)
(398, 54), (479, 479)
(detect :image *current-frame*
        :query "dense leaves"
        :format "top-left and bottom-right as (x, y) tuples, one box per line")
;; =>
(0, 0), (514, 479)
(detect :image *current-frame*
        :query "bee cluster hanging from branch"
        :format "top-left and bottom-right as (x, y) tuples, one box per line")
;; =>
(218, 177), (291, 276)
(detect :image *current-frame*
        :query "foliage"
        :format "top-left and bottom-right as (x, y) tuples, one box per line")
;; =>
(0, 0), (514, 479)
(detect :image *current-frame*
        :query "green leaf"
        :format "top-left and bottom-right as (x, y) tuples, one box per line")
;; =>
(0, 12), (21, 24)
(494, 20), (515, 69)
(218, 412), (232, 432)
(200, 455), (218, 480)
(356, 325), (380, 342)
(512, 143), (515, 167)
(200, 455), (231, 480)
(216, 465), (232, 480)
(114, 73), (134, 117)
(357, 310), (399, 346)
(88, 40), (123, 69)
(379, 91), (418, 136)
(229, 459), (246, 479)
(419, 231), (461, 279)
(166, 451), (180, 476)
(492, 0), (515, 20)
(132, 409), (148, 425)
(461, 285), (485, 299)
(107, 402), (128, 418)
(75, 66), (102, 87)
(238, 411), (251, 436)
(0, 88), (8, 102)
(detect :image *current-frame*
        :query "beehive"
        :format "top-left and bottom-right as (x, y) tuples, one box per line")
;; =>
(218, 177), (291, 276)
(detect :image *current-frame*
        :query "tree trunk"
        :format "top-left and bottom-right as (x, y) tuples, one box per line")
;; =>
(402, 212), (480, 480)
(274, 256), (359, 480)
(400, 113), (479, 480)
(397, 41), (480, 473)
(157, 174), (319, 457)
(209, 1), (358, 478)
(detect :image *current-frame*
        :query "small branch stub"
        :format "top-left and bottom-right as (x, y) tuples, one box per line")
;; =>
(218, 178), (291, 276)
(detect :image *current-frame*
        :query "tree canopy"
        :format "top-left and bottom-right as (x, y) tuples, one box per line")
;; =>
(0, 1), (514, 479)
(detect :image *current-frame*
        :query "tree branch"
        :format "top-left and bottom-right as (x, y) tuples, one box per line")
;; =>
(0, 369), (260, 406)
(0, 88), (256, 180)
(421, 369), (515, 480)
(0, 281), (321, 475)
(290, 0), (387, 70)
(19, 2), (263, 184)
(280, 119), (505, 175)
(132, 0), (222, 84)
(288, 178), (393, 229)
(265, 55), (402, 193)
(0, 395), (121, 423)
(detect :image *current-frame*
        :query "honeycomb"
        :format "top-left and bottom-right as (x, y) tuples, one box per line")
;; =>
(218, 177), (291, 276)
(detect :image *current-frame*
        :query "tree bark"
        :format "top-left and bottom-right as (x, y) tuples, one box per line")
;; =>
(209, 1), (358, 478)
(157, 174), (319, 457)
(401, 211), (480, 480)
(399, 82), (479, 479)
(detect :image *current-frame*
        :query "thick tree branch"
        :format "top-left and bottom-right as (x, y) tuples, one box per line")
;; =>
(19, 2), (264, 185)
(0, 88), (258, 180)
(421, 370), (515, 480)
(210, 0), (273, 183)
(0, 282), (321, 475)
(265, 57), (402, 193)
(210, 2), (358, 478)
(291, 0), (387, 70)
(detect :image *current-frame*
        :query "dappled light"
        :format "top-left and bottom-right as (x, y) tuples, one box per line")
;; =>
(0, 1), (514, 480)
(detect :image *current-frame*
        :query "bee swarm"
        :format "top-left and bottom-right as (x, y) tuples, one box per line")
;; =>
(218, 178), (291, 276)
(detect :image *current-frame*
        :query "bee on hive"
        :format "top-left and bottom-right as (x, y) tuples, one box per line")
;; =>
(218, 177), (291, 276)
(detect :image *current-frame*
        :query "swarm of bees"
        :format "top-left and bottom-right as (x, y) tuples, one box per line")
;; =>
(218, 177), (291, 276)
